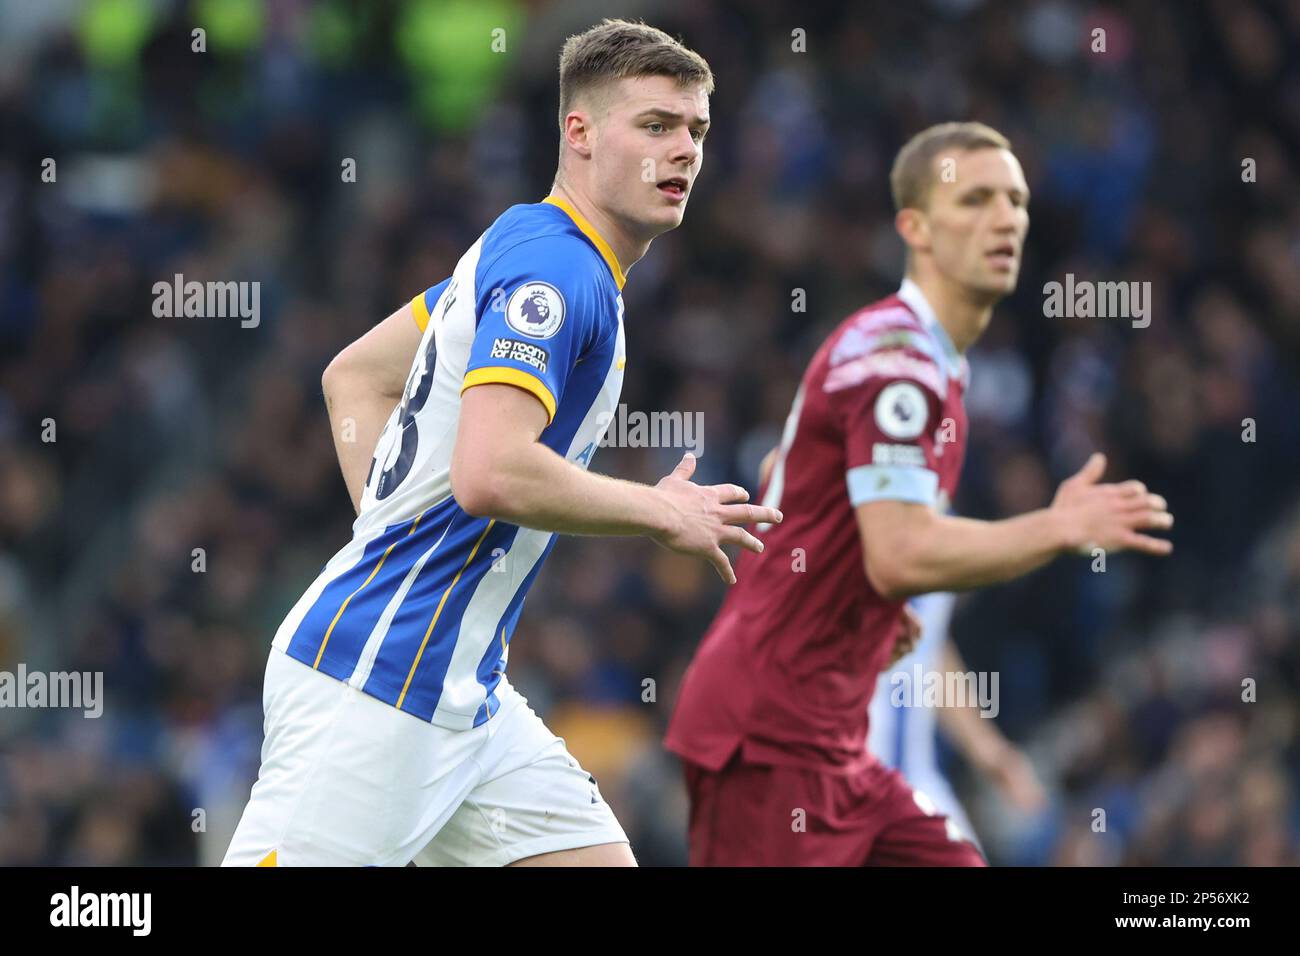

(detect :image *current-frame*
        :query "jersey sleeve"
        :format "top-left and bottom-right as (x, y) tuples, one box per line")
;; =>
(411, 278), (452, 333)
(461, 235), (604, 426)
(823, 339), (947, 507)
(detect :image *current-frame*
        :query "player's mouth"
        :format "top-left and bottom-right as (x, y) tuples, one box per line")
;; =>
(657, 177), (688, 203)
(986, 242), (1018, 271)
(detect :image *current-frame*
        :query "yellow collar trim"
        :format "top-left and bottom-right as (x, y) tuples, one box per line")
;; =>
(542, 195), (627, 289)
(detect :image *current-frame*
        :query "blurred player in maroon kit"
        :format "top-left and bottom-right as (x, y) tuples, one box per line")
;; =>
(664, 122), (1176, 866)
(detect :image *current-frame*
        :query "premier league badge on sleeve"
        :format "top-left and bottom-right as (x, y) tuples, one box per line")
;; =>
(874, 381), (928, 440)
(506, 281), (566, 339)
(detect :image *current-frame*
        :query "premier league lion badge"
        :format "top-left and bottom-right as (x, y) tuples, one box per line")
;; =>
(505, 281), (566, 339)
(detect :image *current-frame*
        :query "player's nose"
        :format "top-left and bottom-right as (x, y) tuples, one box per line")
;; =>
(668, 128), (700, 166)
(991, 193), (1021, 230)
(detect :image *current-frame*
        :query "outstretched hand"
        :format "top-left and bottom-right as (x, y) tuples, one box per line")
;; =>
(652, 453), (783, 584)
(1051, 452), (1174, 557)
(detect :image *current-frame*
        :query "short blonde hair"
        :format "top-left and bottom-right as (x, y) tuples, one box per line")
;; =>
(890, 122), (1011, 212)
(557, 19), (714, 129)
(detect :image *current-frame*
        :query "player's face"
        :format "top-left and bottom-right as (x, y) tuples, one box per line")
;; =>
(590, 75), (709, 239)
(923, 148), (1030, 298)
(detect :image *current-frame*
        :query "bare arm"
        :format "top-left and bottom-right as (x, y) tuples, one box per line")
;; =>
(758, 445), (779, 487)
(856, 453), (1173, 600)
(321, 301), (425, 513)
(935, 640), (1011, 761)
(451, 383), (783, 583)
(935, 641), (1047, 812)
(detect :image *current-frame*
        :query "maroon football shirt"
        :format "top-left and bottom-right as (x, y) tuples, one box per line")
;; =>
(665, 280), (970, 773)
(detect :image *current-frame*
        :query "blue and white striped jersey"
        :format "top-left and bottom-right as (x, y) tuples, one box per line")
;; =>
(867, 589), (979, 843)
(272, 197), (627, 728)
(868, 590), (954, 778)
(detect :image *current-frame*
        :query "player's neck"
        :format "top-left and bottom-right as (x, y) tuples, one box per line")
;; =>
(548, 183), (648, 275)
(905, 271), (996, 354)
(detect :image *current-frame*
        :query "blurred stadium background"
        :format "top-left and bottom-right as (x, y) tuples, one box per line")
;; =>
(1, 0), (1298, 866)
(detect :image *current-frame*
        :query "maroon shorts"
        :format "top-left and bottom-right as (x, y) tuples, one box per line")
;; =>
(682, 755), (986, 866)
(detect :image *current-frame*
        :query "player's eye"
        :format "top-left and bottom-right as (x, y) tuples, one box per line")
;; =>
(690, 127), (705, 143)
(646, 122), (666, 134)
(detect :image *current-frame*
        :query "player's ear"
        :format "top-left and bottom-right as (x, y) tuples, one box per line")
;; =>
(562, 110), (595, 159)
(895, 208), (930, 254)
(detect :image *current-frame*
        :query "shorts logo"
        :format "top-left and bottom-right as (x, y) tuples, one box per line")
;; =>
(874, 381), (927, 440)
(506, 281), (565, 339)
(490, 337), (549, 373)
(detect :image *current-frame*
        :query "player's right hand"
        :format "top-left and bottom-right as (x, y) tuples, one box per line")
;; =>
(652, 452), (783, 584)
(1050, 452), (1174, 557)
(887, 604), (923, 666)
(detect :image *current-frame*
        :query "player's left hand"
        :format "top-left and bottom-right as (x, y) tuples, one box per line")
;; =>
(888, 605), (923, 666)
(972, 739), (1048, 813)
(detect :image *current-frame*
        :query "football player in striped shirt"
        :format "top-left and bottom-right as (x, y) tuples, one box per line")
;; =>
(224, 19), (780, 867)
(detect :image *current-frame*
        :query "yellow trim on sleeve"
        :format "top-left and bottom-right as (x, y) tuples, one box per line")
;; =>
(461, 366), (557, 425)
(412, 293), (431, 333)
(256, 850), (278, 867)
(542, 195), (627, 289)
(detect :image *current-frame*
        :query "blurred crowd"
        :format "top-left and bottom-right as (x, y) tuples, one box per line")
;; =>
(1, 0), (1298, 866)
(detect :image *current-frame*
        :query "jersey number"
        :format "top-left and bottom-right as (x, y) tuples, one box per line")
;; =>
(371, 282), (455, 500)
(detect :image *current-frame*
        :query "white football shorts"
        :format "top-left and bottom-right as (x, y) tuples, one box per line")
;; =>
(222, 649), (628, 866)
